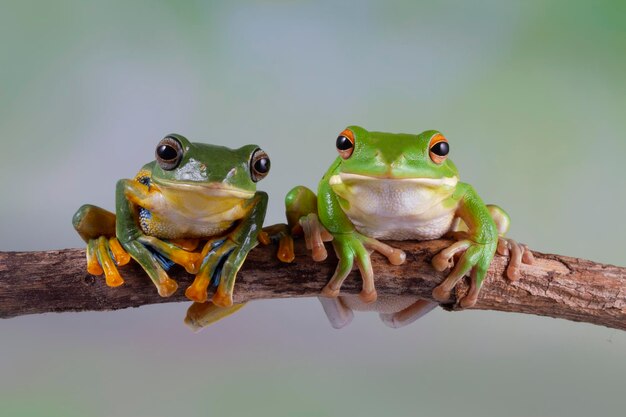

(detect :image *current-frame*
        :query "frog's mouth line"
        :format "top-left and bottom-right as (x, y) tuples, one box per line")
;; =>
(331, 173), (459, 188)
(152, 178), (255, 199)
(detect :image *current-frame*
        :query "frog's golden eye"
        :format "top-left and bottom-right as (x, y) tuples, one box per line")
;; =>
(156, 136), (184, 170)
(429, 133), (449, 164)
(250, 149), (270, 182)
(336, 129), (355, 159)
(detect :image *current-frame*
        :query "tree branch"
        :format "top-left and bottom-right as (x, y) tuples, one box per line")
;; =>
(0, 237), (624, 330)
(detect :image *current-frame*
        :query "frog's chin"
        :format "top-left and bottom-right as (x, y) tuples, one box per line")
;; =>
(152, 178), (255, 200)
(330, 172), (459, 188)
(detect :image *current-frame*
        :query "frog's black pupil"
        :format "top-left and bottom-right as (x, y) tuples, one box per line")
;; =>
(254, 158), (270, 174)
(336, 136), (353, 151)
(157, 145), (178, 161)
(431, 142), (449, 156)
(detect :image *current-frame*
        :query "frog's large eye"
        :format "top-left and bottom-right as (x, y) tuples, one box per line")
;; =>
(429, 133), (449, 164)
(336, 129), (355, 159)
(156, 136), (184, 170)
(250, 149), (270, 182)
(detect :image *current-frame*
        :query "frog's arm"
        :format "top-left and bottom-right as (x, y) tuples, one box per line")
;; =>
(432, 182), (499, 307)
(316, 160), (356, 235)
(185, 191), (268, 307)
(316, 162), (405, 303)
(115, 178), (178, 297)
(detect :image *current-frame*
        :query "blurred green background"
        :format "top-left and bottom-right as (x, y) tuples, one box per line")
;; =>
(1, 1), (625, 416)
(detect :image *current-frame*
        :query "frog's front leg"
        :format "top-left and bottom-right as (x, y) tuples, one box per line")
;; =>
(323, 232), (406, 302)
(431, 184), (499, 308)
(115, 179), (178, 296)
(72, 204), (131, 287)
(285, 186), (405, 303)
(186, 191), (268, 307)
(441, 205), (535, 282)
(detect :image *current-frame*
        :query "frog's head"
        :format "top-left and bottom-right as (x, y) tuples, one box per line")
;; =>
(328, 126), (460, 212)
(333, 126), (458, 181)
(149, 134), (270, 200)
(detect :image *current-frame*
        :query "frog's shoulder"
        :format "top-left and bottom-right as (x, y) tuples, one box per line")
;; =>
(133, 162), (155, 185)
(320, 157), (343, 182)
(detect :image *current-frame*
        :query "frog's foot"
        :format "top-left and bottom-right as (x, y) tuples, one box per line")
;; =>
(432, 240), (472, 272)
(259, 223), (295, 263)
(184, 238), (235, 303)
(167, 238), (201, 252)
(379, 299), (438, 329)
(300, 213), (333, 262)
(184, 301), (246, 332)
(321, 232), (381, 304)
(497, 237), (535, 281)
(138, 236), (203, 274)
(118, 239), (179, 297)
(86, 236), (131, 287)
(185, 237), (251, 308)
(431, 240), (495, 308)
(318, 296), (354, 329)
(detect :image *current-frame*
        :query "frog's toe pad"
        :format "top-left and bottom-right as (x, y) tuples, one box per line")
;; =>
(157, 279), (178, 297)
(105, 274), (124, 287)
(212, 291), (234, 308)
(507, 265), (521, 281)
(257, 231), (271, 245)
(459, 294), (478, 308)
(277, 235), (296, 263)
(185, 285), (208, 303)
(432, 285), (452, 303)
(432, 252), (454, 272)
(388, 249), (406, 266)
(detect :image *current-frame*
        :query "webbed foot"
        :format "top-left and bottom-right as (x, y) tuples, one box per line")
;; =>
(184, 236), (254, 308)
(86, 236), (130, 287)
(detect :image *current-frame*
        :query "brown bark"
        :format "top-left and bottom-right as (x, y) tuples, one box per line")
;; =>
(0, 238), (624, 330)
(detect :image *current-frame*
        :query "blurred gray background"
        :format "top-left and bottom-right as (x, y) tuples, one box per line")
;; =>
(1, 1), (625, 416)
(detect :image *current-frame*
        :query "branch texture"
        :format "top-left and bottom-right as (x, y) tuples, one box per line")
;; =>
(0, 239), (625, 330)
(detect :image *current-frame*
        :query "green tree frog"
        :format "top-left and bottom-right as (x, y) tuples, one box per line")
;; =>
(72, 134), (271, 325)
(283, 126), (533, 328)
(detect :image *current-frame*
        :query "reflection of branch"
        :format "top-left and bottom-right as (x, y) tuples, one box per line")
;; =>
(1, 236), (625, 331)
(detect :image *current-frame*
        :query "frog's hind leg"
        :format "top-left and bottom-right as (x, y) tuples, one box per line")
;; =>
(185, 238), (237, 303)
(138, 236), (203, 274)
(73, 205), (129, 287)
(72, 204), (116, 242)
(285, 186), (333, 262)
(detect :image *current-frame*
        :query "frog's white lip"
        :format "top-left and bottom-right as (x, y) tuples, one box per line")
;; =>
(332, 173), (458, 187)
(152, 178), (255, 199)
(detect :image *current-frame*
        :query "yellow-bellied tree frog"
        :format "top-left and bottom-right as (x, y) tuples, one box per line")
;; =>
(73, 134), (271, 327)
